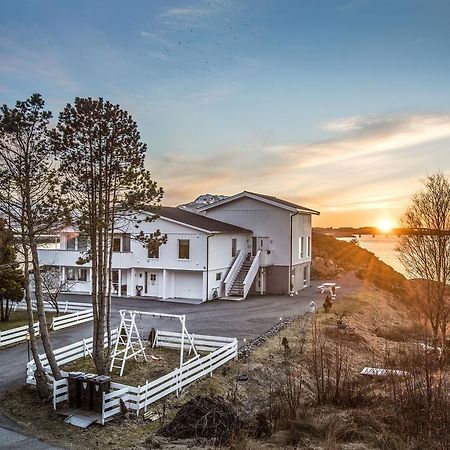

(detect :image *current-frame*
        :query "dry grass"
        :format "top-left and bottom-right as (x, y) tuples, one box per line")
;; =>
(2, 284), (448, 449)
(63, 346), (185, 386)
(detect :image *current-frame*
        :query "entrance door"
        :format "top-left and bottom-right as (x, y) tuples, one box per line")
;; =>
(252, 237), (257, 256)
(148, 273), (159, 296)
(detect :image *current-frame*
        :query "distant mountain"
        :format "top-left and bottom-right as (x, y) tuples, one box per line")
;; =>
(179, 194), (228, 212)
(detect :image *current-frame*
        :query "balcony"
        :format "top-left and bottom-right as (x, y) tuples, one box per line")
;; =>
(38, 249), (135, 269)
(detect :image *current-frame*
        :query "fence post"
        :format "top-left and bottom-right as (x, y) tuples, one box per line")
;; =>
(144, 380), (148, 412)
(83, 339), (86, 358)
(136, 386), (141, 417)
(53, 381), (57, 410)
(0, 331), (2, 347)
(210, 353), (213, 377)
(102, 392), (105, 425)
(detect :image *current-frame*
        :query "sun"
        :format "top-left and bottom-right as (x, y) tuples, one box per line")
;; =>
(377, 218), (394, 234)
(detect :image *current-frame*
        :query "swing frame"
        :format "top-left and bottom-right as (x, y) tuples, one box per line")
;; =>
(110, 309), (199, 377)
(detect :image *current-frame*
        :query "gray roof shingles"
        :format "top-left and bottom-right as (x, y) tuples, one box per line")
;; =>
(158, 206), (251, 233)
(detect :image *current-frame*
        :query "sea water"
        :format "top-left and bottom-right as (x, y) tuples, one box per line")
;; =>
(337, 235), (409, 278)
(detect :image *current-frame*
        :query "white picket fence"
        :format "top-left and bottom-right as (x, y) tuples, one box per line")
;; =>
(1, 303), (93, 349)
(27, 329), (119, 386)
(102, 332), (238, 423)
(51, 309), (93, 331)
(27, 329), (238, 424)
(0, 322), (40, 348)
(14, 300), (91, 314)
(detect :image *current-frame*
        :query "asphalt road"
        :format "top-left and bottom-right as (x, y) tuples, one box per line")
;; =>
(0, 275), (360, 449)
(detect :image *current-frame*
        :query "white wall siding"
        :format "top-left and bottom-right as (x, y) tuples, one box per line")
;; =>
(203, 197), (291, 266)
(291, 213), (312, 266)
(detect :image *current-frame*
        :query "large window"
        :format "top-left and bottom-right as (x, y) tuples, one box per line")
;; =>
(66, 267), (88, 282)
(66, 236), (76, 250)
(299, 237), (304, 258)
(231, 238), (237, 257)
(78, 235), (88, 252)
(112, 236), (121, 252)
(66, 268), (76, 280)
(78, 268), (88, 281)
(148, 241), (159, 259)
(178, 239), (190, 259)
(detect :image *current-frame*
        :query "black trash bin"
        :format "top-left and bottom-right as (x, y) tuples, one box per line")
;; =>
(67, 372), (84, 408)
(80, 373), (96, 410)
(92, 375), (111, 413)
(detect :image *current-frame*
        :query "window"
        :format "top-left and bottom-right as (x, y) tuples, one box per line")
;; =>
(216, 272), (222, 281)
(231, 238), (237, 257)
(66, 236), (76, 250)
(148, 241), (159, 259)
(78, 268), (87, 281)
(122, 234), (131, 253)
(178, 239), (190, 259)
(112, 270), (119, 293)
(299, 237), (304, 258)
(112, 237), (121, 252)
(66, 268), (76, 280)
(307, 236), (311, 257)
(303, 266), (308, 286)
(78, 235), (88, 252)
(150, 273), (157, 285)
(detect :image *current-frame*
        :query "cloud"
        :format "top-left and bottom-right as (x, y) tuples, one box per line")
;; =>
(268, 113), (450, 169)
(150, 112), (450, 225)
(158, 2), (218, 28)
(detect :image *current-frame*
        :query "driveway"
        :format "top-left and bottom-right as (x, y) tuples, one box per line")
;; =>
(0, 275), (361, 392)
(0, 274), (361, 449)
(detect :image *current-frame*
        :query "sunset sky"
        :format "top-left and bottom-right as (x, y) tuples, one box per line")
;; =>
(2, 0), (450, 227)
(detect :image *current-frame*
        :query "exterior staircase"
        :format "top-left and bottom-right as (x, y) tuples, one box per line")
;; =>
(228, 256), (255, 298)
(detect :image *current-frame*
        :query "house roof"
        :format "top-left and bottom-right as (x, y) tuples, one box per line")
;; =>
(198, 191), (320, 215)
(157, 207), (251, 234)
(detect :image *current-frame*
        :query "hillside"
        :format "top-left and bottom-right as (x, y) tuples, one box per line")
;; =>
(312, 231), (407, 297)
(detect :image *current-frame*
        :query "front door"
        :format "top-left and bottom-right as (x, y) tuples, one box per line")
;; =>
(148, 273), (159, 297)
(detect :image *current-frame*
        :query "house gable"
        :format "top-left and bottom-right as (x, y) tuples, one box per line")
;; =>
(198, 191), (319, 215)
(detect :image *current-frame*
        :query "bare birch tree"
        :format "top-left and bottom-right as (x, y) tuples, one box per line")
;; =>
(0, 94), (64, 395)
(398, 173), (450, 347)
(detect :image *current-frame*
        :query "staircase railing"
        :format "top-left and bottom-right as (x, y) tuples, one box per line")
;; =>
(243, 250), (261, 299)
(224, 250), (244, 297)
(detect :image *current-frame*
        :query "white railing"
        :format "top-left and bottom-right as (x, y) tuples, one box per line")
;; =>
(27, 328), (237, 425)
(26, 329), (119, 386)
(243, 250), (261, 299)
(0, 322), (40, 348)
(39, 248), (135, 270)
(53, 378), (69, 409)
(223, 250), (245, 297)
(51, 309), (93, 331)
(0, 302), (93, 349)
(101, 332), (238, 424)
(14, 300), (91, 313)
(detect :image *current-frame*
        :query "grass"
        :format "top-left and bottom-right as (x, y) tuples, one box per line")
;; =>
(63, 346), (187, 386)
(0, 310), (57, 332)
(2, 287), (446, 450)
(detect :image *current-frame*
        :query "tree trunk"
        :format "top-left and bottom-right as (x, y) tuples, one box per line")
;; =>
(29, 233), (62, 380)
(23, 245), (51, 399)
